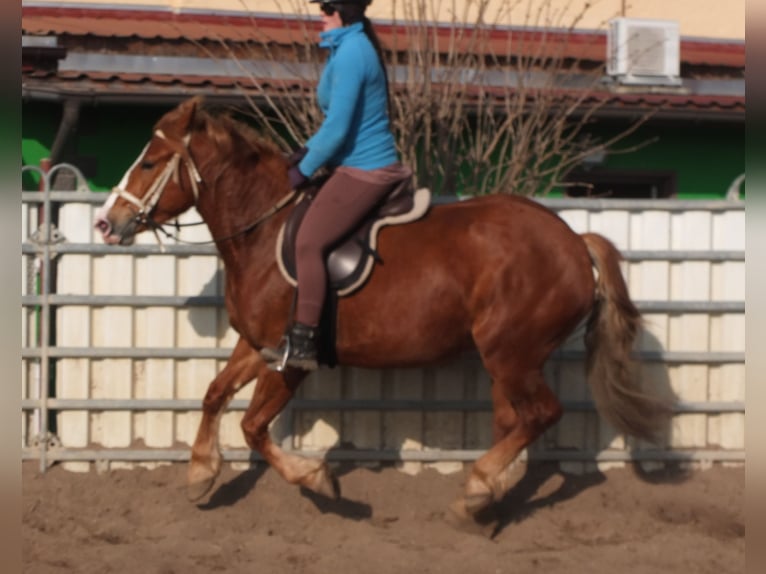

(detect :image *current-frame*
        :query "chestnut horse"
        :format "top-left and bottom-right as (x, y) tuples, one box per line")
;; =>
(94, 98), (668, 521)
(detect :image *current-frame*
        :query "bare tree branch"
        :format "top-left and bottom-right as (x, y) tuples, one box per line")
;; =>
(199, 0), (656, 197)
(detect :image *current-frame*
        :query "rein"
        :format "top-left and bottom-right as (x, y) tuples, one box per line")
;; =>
(148, 189), (298, 246)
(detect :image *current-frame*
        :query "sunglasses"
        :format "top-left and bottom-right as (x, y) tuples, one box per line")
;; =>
(319, 3), (337, 16)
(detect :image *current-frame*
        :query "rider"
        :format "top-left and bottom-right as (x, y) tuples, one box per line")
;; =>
(261, 0), (412, 370)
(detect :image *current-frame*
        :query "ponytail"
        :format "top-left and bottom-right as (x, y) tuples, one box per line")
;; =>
(336, 3), (392, 118)
(361, 16), (392, 116)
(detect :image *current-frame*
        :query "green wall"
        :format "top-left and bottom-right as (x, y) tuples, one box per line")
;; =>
(574, 121), (745, 199)
(22, 101), (744, 198)
(22, 102), (173, 191)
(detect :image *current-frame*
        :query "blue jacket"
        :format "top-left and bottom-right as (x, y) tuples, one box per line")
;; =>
(298, 22), (398, 177)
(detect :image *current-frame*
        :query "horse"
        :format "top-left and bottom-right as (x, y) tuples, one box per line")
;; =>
(94, 97), (670, 522)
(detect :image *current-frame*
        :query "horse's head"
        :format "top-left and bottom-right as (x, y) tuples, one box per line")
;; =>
(94, 97), (205, 245)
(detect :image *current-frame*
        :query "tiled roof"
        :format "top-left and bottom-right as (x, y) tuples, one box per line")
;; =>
(22, 5), (746, 67)
(21, 5), (745, 119)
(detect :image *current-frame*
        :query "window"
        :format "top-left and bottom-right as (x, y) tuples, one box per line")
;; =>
(564, 169), (677, 199)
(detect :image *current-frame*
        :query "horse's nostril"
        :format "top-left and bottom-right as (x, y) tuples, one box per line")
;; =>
(95, 219), (111, 235)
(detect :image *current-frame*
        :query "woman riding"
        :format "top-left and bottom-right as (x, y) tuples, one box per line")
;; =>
(262, 0), (411, 371)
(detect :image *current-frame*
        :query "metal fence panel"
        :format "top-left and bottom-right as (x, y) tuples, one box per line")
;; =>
(21, 181), (746, 474)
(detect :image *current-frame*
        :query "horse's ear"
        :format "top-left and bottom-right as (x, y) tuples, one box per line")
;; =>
(176, 96), (204, 132)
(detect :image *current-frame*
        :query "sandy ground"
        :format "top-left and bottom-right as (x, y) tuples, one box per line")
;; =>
(22, 460), (744, 574)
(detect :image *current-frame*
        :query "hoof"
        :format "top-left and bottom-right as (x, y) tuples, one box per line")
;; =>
(463, 476), (494, 515)
(186, 476), (216, 502)
(446, 499), (497, 537)
(187, 462), (219, 502)
(302, 464), (340, 499)
(463, 491), (494, 515)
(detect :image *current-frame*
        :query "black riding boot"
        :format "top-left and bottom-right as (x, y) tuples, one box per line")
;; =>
(261, 322), (319, 371)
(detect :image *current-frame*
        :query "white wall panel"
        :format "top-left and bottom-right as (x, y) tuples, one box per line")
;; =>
(671, 261), (711, 300)
(55, 204), (95, 470)
(668, 315), (710, 352)
(424, 364), (467, 474)
(710, 315), (745, 352)
(556, 209), (589, 234)
(629, 261), (670, 301)
(556, 362), (588, 450)
(712, 210), (745, 250)
(89, 248), (134, 463)
(588, 210), (630, 250)
(463, 364), (493, 450)
(295, 369), (342, 450)
(707, 364), (745, 449)
(175, 359), (217, 445)
(342, 367), (383, 450)
(383, 368), (425, 474)
(90, 358), (133, 450)
(630, 210), (671, 250)
(711, 261), (745, 300)
(671, 210), (711, 250)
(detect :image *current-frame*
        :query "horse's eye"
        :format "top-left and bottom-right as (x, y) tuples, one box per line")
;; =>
(141, 161), (155, 170)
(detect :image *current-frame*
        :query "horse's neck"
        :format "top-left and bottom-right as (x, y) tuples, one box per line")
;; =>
(194, 154), (282, 241)
(190, 140), (292, 304)
(196, 181), (289, 292)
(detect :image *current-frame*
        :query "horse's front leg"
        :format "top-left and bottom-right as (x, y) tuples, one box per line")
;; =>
(241, 367), (338, 499)
(187, 336), (263, 501)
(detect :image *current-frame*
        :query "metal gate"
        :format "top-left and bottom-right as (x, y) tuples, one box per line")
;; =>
(22, 167), (746, 474)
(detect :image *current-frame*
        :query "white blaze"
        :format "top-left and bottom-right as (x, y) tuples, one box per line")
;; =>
(94, 142), (150, 220)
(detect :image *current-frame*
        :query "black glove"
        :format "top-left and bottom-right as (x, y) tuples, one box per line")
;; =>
(288, 165), (308, 190)
(286, 146), (308, 167)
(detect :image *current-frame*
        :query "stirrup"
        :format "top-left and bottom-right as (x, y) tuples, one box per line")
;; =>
(262, 333), (318, 372)
(277, 337), (293, 372)
(260, 337), (287, 365)
(261, 339), (292, 372)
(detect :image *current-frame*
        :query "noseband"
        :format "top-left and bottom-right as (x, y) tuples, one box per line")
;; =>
(111, 129), (203, 227)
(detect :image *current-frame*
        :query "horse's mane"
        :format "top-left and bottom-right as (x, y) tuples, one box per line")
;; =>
(194, 106), (284, 165)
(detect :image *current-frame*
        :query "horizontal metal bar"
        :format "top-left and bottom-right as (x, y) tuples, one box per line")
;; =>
(21, 398), (744, 414)
(20, 346), (745, 363)
(20, 294), (745, 313)
(22, 347), (233, 359)
(21, 241), (745, 262)
(21, 447), (745, 464)
(636, 301), (744, 312)
(22, 243), (219, 257)
(582, 351), (744, 363)
(426, 195), (745, 211)
(22, 294), (224, 307)
(280, 399), (746, 414)
(24, 192), (742, 212)
(622, 251), (744, 262)
(536, 198), (745, 212)
(22, 191), (110, 204)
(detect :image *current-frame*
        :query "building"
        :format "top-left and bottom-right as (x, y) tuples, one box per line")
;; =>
(22, 0), (745, 198)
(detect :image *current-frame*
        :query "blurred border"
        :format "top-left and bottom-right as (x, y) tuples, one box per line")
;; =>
(1, 0), (22, 571)
(746, 1), (765, 572)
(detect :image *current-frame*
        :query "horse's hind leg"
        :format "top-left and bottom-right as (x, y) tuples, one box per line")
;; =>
(187, 337), (263, 501)
(454, 366), (562, 518)
(240, 369), (338, 499)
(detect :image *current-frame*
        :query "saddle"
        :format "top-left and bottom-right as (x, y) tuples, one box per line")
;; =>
(276, 178), (431, 297)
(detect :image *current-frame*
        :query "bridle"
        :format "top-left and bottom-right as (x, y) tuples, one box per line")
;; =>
(111, 129), (202, 230)
(109, 128), (297, 249)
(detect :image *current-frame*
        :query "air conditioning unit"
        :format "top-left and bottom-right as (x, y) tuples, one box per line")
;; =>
(607, 18), (681, 85)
